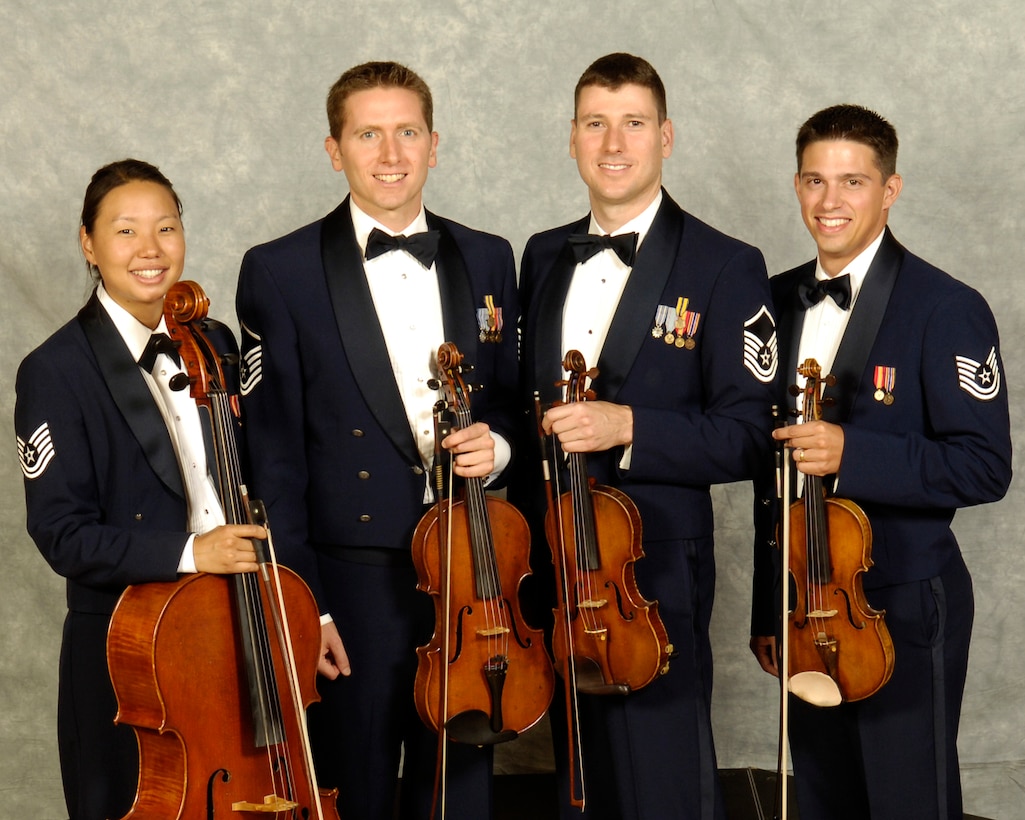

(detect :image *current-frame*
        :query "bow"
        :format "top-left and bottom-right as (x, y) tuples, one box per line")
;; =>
(798, 273), (852, 311)
(567, 232), (638, 267)
(365, 227), (441, 269)
(138, 332), (182, 372)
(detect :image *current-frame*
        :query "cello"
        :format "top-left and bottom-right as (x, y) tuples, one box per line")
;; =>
(106, 281), (340, 819)
(411, 342), (555, 813)
(535, 350), (673, 808)
(783, 358), (895, 706)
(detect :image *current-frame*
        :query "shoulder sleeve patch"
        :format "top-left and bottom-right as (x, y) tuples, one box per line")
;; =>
(744, 305), (778, 384)
(18, 421), (56, 480)
(955, 346), (1001, 401)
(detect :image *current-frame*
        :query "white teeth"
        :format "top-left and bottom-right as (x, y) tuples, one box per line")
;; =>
(600, 163), (627, 171)
(133, 269), (163, 279)
(819, 218), (848, 227)
(376, 173), (405, 183)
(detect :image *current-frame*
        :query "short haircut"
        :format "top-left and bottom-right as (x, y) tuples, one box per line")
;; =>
(796, 104), (899, 178)
(574, 52), (668, 124)
(326, 61), (434, 140)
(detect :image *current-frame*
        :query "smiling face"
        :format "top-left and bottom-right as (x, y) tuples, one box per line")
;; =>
(570, 82), (673, 232)
(80, 179), (185, 328)
(795, 139), (902, 276)
(324, 86), (438, 232)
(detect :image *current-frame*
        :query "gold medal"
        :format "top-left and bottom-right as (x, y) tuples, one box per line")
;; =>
(874, 388), (885, 401)
(883, 392), (894, 406)
(652, 325), (664, 339)
(675, 336), (686, 348)
(664, 332), (675, 345)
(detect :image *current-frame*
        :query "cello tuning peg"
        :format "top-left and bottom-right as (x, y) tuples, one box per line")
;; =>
(461, 363), (475, 374)
(427, 378), (441, 390)
(788, 384), (802, 397)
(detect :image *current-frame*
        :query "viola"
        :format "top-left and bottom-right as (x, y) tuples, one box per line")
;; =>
(106, 281), (340, 819)
(783, 358), (895, 706)
(411, 342), (554, 813)
(535, 350), (673, 808)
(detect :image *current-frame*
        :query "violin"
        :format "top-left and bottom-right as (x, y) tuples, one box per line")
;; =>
(535, 350), (673, 808)
(411, 342), (554, 812)
(783, 358), (895, 706)
(106, 281), (340, 819)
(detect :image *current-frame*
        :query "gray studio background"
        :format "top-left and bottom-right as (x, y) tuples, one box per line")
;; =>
(2, 1), (1023, 817)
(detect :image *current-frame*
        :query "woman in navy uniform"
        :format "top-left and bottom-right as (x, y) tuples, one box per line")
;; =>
(15, 159), (264, 820)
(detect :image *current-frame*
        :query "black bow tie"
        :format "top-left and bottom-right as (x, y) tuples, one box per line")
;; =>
(364, 227), (441, 269)
(138, 332), (181, 372)
(798, 273), (852, 311)
(567, 232), (638, 267)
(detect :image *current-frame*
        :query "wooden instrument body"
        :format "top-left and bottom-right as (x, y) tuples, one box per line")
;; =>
(545, 482), (670, 694)
(413, 494), (554, 744)
(108, 567), (338, 818)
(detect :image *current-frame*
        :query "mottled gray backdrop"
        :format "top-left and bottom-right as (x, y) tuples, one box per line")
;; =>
(2, 1), (1022, 817)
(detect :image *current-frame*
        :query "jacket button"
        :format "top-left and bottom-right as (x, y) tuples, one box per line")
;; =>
(351, 429), (364, 437)
(411, 466), (424, 475)
(358, 514), (371, 523)
(357, 471), (371, 480)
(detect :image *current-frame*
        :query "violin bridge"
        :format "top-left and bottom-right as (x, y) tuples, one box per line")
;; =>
(231, 795), (299, 812)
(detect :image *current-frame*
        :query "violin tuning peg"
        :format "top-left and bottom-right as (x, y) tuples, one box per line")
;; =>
(427, 378), (441, 390)
(461, 363), (475, 374)
(788, 384), (802, 397)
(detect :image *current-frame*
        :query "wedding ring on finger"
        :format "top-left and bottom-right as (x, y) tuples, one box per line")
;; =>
(797, 448), (806, 462)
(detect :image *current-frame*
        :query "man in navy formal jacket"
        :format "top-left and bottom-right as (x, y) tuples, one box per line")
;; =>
(236, 62), (519, 820)
(749, 104), (1012, 820)
(515, 52), (779, 820)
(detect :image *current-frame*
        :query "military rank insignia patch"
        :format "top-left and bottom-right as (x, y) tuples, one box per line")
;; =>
(743, 306), (778, 384)
(18, 421), (56, 480)
(955, 346), (1001, 401)
(239, 322), (263, 397)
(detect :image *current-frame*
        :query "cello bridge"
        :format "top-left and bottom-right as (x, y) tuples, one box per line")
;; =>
(806, 608), (838, 619)
(232, 794), (299, 812)
(577, 598), (607, 611)
(476, 625), (511, 637)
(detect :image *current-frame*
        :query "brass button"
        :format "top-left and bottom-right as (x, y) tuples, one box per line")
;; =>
(358, 514), (371, 523)
(351, 429), (364, 437)
(357, 471), (370, 480)
(411, 466), (424, 475)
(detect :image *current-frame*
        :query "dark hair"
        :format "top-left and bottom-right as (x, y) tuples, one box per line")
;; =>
(326, 61), (434, 140)
(574, 53), (667, 123)
(81, 159), (182, 281)
(796, 104), (899, 178)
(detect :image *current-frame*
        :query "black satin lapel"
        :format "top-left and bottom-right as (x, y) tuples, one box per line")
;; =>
(533, 237), (582, 404)
(77, 293), (184, 498)
(428, 213), (476, 357)
(822, 230), (904, 422)
(320, 201), (420, 465)
(776, 266), (811, 396)
(595, 199), (682, 401)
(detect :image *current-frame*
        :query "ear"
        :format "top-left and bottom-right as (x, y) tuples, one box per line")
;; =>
(661, 118), (674, 159)
(324, 136), (344, 172)
(428, 131), (439, 169)
(80, 225), (96, 265)
(882, 173), (903, 210)
(569, 118), (578, 159)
